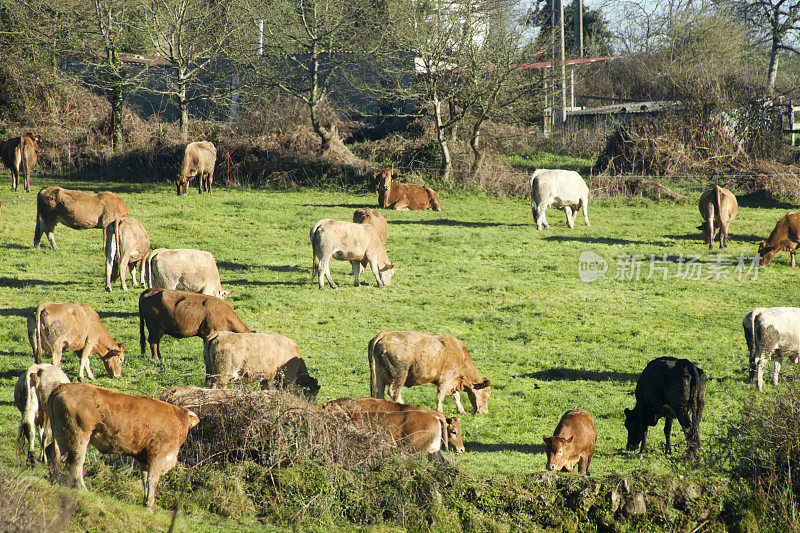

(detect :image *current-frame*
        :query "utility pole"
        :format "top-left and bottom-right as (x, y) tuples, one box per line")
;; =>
(558, 0), (566, 124)
(573, 0), (583, 58)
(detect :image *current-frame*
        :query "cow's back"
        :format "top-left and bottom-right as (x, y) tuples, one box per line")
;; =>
(141, 289), (248, 339)
(149, 249), (221, 294)
(530, 169), (587, 205)
(206, 331), (298, 376)
(753, 307), (800, 355)
(353, 208), (388, 243)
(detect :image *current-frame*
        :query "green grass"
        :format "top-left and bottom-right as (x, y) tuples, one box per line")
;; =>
(507, 150), (594, 172)
(0, 176), (797, 527)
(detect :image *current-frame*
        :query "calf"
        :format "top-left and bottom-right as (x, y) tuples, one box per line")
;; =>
(310, 219), (394, 290)
(2, 133), (39, 192)
(203, 331), (320, 398)
(105, 218), (150, 292)
(138, 288), (251, 361)
(744, 307), (800, 390)
(758, 212), (800, 267)
(176, 141), (216, 195)
(376, 169), (442, 211)
(325, 397), (464, 455)
(353, 207), (388, 244)
(543, 409), (596, 474)
(698, 185), (738, 249)
(624, 357), (706, 457)
(34, 186), (128, 250)
(14, 364), (69, 464)
(369, 330), (491, 414)
(530, 169), (590, 230)
(26, 302), (125, 381)
(146, 248), (231, 299)
(47, 383), (199, 509)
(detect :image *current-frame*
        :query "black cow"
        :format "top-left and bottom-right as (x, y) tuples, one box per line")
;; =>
(624, 357), (707, 457)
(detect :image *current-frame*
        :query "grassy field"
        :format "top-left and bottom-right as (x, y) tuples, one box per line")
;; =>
(0, 176), (797, 527)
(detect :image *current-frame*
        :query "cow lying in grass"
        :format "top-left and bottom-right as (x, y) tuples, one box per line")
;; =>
(375, 169), (442, 211)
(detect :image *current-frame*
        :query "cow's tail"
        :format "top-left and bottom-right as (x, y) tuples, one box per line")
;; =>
(425, 187), (442, 211)
(748, 310), (758, 381)
(310, 223), (321, 280)
(20, 141), (30, 181)
(368, 336), (380, 398)
(113, 218), (123, 263)
(139, 295), (146, 357)
(202, 334), (217, 387)
(687, 364), (707, 450)
(144, 251), (153, 289)
(438, 415), (449, 453)
(17, 370), (38, 458)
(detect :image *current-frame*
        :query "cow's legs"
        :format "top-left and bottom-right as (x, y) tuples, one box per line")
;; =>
(792, 251), (797, 268)
(51, 346), (63, 368)
(755, 350), (766, 391)
(581, 195), (590, 226)
(663, 417), (675, 454)
(351, 260), (361, 287)
(119, 255), (130, 291)
(44, 221), (58, 250)
(66, 438), (90, 491)
(33, 216), (45, 249)
(321, 256), (337, 289)
(773, 357), (783, 386)
(78, 347), (95, 381)
(104, 229), (116, 292)
(148, 331), (163, 361)
(563, 206), (574, 229)
(387, 364), (410, 404)
(368, 259), (385, 288)
(535, 204), (550, 230)
(449, 390), (467, 415)
(11, 168), (18, 191)
(207, 169), (214, 193)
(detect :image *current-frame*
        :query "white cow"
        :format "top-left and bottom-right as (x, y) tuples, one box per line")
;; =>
(146, 248), (231, 299)
(744, 307), (800, 391)
(14, 364), (69, 464)
(529, 169), (590, 230)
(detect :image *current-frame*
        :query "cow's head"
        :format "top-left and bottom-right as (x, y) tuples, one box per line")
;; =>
(379, 262), (395, 287)
(543, 434), (575, 471)
(215, 288), (233, 299)
(375, 169), (393, 191)
(464, 378), (491, 414)
(101, 344), (125, 378)
(758, 241), (777, 266)
(624, 408), (645, 451)
(446, 417), (465, 453)
(175, 173), (187, 196)
(25, 133), (40, 151)
(186, 410), (200, 429)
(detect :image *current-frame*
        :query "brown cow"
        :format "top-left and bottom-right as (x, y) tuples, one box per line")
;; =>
(138, 288), (252, 361)
(758, 212), (800, 267)
(310, 219), (394, 290)
(2, 133), (39, 192)
(176, 141), (216, 195)
(325, 397), (465, 455)
(543, 409), (597, 474)
(369, 330), (491, 415)
(376, 169), (442, 211)
(105, 218), (150, 292)
(34, 186), (128, 250)
(698, 185), (737, 249)
(353, 207), (388, 244)
(145, 248), (231, 299)
(26, 302), (125, 381)
(47, 382), (199, 509)
(14, 364), (69, 464)
(203, 331), (320, 398)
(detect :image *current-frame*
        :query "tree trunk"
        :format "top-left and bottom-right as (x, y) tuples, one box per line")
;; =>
(433, 98), (452, 182)
(178, 70), (189, 141)
(468, 118), (485, 180)
(766, 33), (781, 95)
(310, 45), (333, 153)
(110, 81), (124, 151)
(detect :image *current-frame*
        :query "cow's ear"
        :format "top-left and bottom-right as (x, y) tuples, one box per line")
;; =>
(565, 436), (574, 443)
(474, 378), (491, 389)
(29, 372), (39, 388)
(542, 435), (550, 443)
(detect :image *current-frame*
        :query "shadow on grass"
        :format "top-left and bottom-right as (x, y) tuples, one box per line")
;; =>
(736, 191), (797, 209)
(389, 219), (527, 228)
(0, 307), (33, 317)
(299, 203), (373, 209)
(97, 311), (138, 319)
(542, 235), (659, 246)
(517, 368), (640, 382)
(1, 244), (27, 250)
(227, 278), (305, 287)
(663, 232), (763, 244)
(218, 261), (304, 273)
(0, 368), (24, 381)
(53, 182), (155, 195)
(0, 277), (78, 288)
(465, 441), (545, 454)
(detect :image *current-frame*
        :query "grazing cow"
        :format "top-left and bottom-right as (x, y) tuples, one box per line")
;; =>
(26, 302), (125, 381)
(543, 409), (597, 474)
(310, 219), (394, 290)
(624, 357), (706, 457)
(176, 141), (216, 195)
(34, 186), (128, 250)
(104, 218), (150, 292)
(529, 169), (590, 231)
(375, 168), (442, 211)
(758, 212), (800, 267)
(353, 207), (388, 244)
(698, 185), (737, 249)
(138, 288), (251, 361)
(146, 248), (230, 299)
(203, 331), (320, 398)
(2, 133), (40, 192)
(47, 382), (199, 510)
(743, 307), (800, 391)
(369, 330), (491, 415)
(325, 397), (465, 455)
(14, 364), (69, 464)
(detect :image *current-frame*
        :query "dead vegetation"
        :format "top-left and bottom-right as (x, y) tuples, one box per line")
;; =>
(159, 386), (396, 470)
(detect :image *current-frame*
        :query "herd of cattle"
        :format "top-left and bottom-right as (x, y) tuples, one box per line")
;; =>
(4, 139), (800, 511)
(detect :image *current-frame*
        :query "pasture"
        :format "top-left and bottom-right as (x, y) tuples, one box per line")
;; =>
(0, 177), (796, 526)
